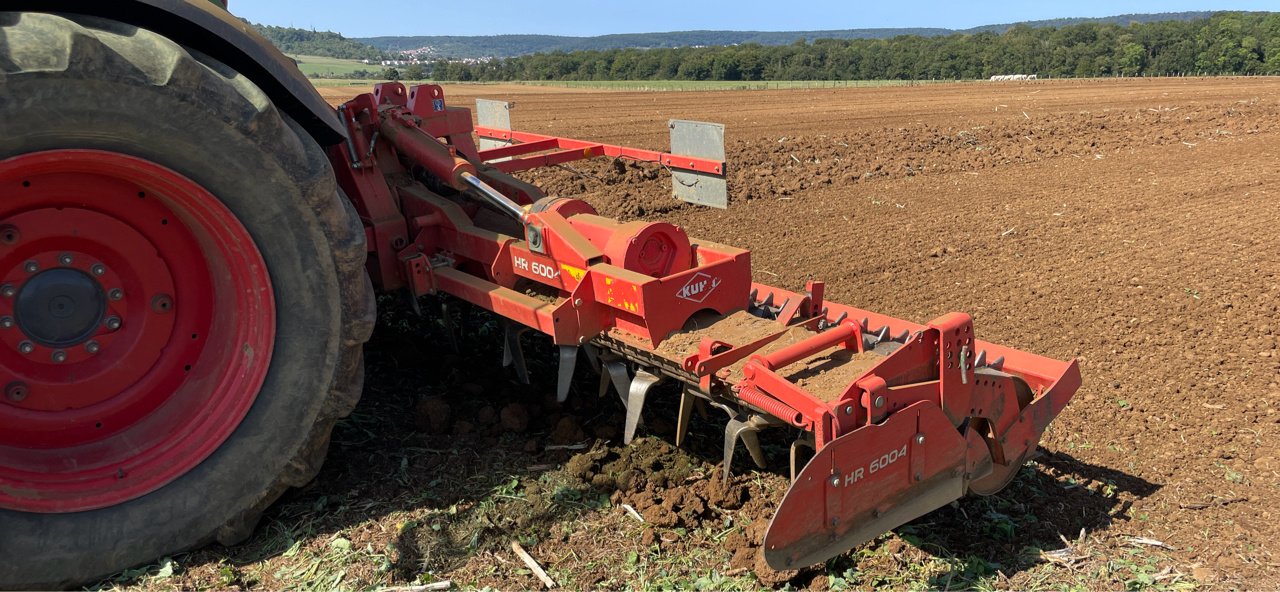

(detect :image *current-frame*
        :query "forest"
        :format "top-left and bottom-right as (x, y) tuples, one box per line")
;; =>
(430, 12), (1280, 81)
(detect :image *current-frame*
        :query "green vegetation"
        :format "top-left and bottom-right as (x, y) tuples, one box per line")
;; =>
(358, 12), (1219, 59)
(290, 55), (373, 77)
(250, 22), (387, 60)
(431, 12), (1280, 82)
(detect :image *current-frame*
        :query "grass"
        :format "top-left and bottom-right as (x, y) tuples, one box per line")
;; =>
(307, 78), (976, 92)
(290, 54), (379, 78)
(515, 79), (967, 91)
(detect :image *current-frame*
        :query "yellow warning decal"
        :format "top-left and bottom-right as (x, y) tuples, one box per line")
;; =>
(561, 263), (586, 282)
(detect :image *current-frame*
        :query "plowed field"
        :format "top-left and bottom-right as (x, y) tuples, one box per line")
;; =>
(137, 78), (1279, 591)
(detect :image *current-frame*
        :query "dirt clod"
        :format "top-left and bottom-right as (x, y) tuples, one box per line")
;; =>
(413, 397), (451, 432)
(499, 403), (530, 432)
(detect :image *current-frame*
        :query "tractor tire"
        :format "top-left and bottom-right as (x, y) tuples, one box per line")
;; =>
(0, 12), (374, 589)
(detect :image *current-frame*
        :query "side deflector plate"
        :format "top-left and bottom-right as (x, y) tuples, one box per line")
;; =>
(763, 401), (971, 570)
(669, 120), (727, 208)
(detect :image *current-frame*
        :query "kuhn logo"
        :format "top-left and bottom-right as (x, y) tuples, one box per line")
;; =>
(677, 272), (721, 303)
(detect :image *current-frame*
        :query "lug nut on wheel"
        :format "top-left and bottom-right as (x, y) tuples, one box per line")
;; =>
(23, 260), (38, 273)
(58, 253), (73, 265)
(18, 341), (34, 355)
(91, 263), (106, 276)
(0, 316), (12, 329)
(108, 288), (123, 301)
(105, 316), (122, 331)
(51, 350), (67, 363)
(0, 284), (13, 298)
(86, 340), (101, 354)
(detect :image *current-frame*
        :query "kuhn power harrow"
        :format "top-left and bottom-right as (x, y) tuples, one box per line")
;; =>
(335, 82), (1081, 568)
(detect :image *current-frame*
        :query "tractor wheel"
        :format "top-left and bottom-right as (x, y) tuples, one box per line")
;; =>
(0, 12), (375, 588)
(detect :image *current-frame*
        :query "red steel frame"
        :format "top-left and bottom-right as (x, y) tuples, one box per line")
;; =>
(474, 127), (726, 176)
(331, 82), (1080, 570)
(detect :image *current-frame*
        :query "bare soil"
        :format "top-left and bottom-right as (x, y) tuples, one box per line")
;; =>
(131, 78), (1279, 591)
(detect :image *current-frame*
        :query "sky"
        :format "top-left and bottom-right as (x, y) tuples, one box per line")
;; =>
(232, 1), (1278, 38)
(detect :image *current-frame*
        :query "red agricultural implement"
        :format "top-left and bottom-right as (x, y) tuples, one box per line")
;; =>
(0, 2), (1080, 587)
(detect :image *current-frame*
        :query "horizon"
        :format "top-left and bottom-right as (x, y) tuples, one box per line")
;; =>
(232, 1), (1277, 38)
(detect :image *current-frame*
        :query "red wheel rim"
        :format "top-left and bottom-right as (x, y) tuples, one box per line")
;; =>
(0, 150), (275, 512)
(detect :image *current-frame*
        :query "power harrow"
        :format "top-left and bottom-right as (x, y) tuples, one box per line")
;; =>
(335, 82), (1081, 569)
(0, 4), (1078, 585)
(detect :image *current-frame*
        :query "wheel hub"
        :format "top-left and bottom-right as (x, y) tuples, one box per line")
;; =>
(0, 150), (276, 513)
(14, 268), (106, 348)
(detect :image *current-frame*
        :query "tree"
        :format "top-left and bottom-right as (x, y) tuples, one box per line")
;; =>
(402, 64), (426, 80)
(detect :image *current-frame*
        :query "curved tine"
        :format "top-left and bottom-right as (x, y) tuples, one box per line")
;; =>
(555, 345), (578, 403)
(624, 370), (663, 445)
(582, 343), (603, 372)
(676, 387), (696, 448)
(603, 360), (631, 405)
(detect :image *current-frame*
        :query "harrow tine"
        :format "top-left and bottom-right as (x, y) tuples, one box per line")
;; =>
(832, 311), (848, 326)
(603, 359), (632, 406)
(501, 322), (530, 384)
(439, 299), (459, 353)
(624, 370), (662, 444)
(722, 415), (768, 484)
(789, 435), (816, 482)
(876, 326), (890, 343)
(988, 355), (1005, 371)
(582, 343), (602, 371)
(895, 329), (910, 342)
(973, 349), (987, 369)
(555, 345), (578, 403)
(749, 288), (758, 303)
(761, 292), (775, 309)
(676, 387), (696, 448)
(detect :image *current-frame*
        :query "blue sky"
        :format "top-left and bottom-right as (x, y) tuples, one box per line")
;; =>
(232, 1), (1278, 38)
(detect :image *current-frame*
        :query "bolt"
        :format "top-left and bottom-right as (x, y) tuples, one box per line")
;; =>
(0, 284), (13, 298)
(85, 340), (101, 354)
(108, 288), (123, 301)
(23, 260), (37, 274)
(18, 341), (34, 355)
(51, 350), (67, 364)
(105, 316), (122, 331)
(915, 472), (923, 482)
(58, 253), (73, 266)
(871, 509), (881, 518)
(151, 294), (173, 314)
(91, 263), (106, 276)
(5, 382), (27, 402)
(0, 225), (18, 245)
(915, 433), (926, 445)
(0, 316), (12, 329)
(830, 517), (839, 527)
(573, 298), (583, 308)
(873, 395), (886, 408)
(830, 476), (841, 487)
(844, 405), (854, 415)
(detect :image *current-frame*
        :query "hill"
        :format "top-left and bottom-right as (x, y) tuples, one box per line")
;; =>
(251, 22), (387, 60)
(357, 11), (1219, 59)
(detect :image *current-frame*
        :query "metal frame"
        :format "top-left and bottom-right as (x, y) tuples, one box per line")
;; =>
(328, 82), (1080, 571)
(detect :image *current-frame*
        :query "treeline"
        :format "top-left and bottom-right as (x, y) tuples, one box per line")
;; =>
(361, 12), (1216, 59)
(431, 12), (1280, 81)
(251, 22), (387, 60)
